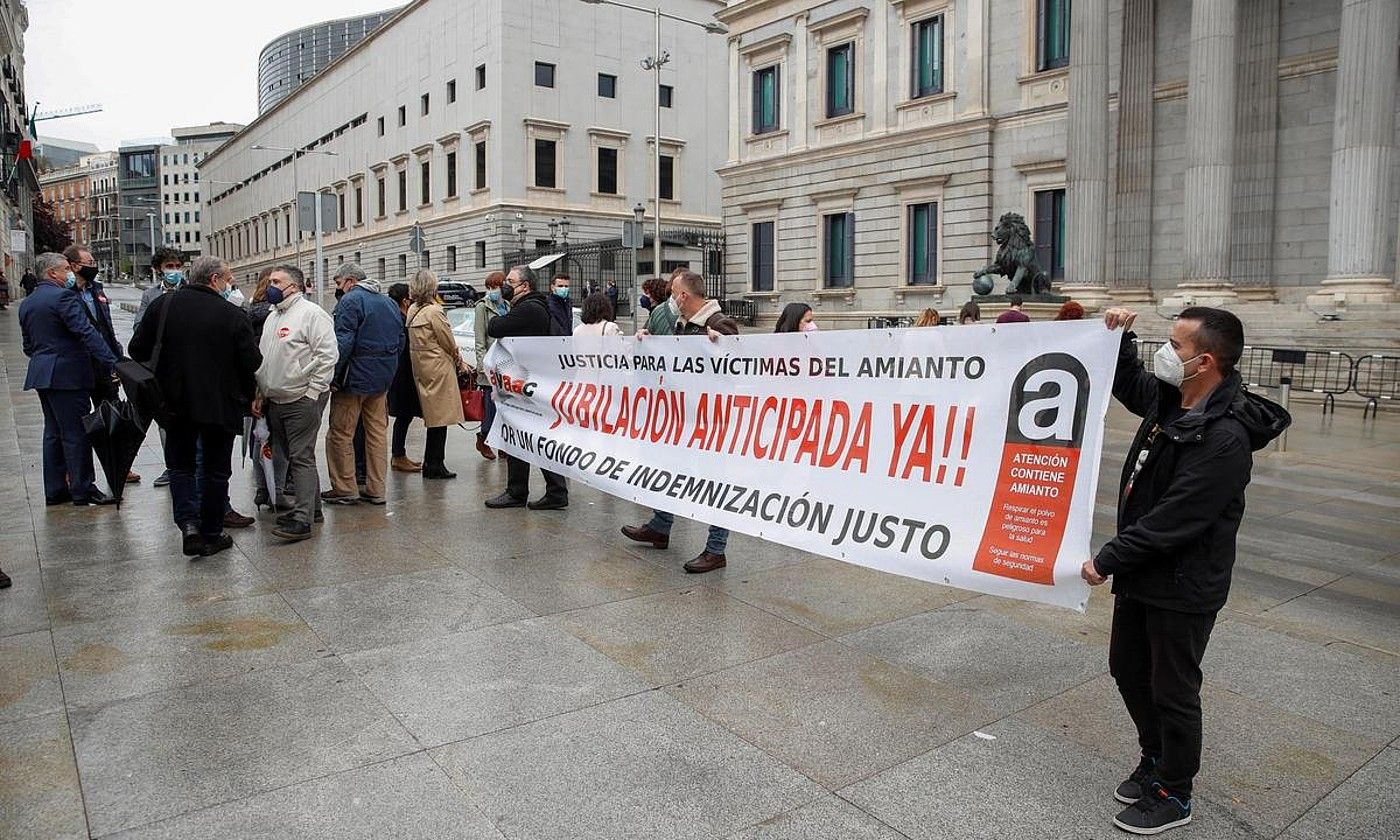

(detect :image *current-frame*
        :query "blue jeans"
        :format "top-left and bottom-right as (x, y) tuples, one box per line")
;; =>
(647, 510), (730, 554)
(481, 385), (497, 437)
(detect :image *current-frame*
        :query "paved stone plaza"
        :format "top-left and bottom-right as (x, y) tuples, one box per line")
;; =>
(1, 298), (1397, 839)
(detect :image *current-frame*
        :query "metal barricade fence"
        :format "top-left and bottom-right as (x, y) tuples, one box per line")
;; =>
(1236, 346), (1355, 414)
(1353, 354), (1398, 420)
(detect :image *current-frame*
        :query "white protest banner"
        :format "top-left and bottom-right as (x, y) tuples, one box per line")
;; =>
(484, 321), (1121, 611)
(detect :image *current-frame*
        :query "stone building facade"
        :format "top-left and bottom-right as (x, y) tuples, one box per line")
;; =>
(717, 0), (1400, 329)
(202, 0), (728, 297)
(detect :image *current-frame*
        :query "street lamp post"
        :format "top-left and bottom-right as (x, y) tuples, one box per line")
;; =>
(580, 0), (727, 283)
(251, 144), (339, 307)
(631, 202), (644, 332)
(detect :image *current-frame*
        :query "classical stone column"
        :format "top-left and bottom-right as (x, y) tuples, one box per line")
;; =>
(1111, 0), (1156, 303)
(727, 37), (741, 164)
(1060, 0), (1113, 311)
(1171, 0), (1239, 305)
(1309, 0), (1399, 307)
(1231, 0), (1280, 301)
(792, 13), (810, 151)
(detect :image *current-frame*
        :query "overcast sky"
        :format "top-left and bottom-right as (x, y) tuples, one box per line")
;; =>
(26, 0), (401, 150)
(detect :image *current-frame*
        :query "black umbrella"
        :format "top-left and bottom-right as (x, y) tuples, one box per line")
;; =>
(82, 398), (152, 504)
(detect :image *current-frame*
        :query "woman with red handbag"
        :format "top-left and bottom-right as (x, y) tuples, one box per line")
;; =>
(405, 269), (469, 479)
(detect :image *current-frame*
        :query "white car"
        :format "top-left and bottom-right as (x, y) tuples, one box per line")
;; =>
(448, 306), (583, 367)
(447, 307), (478, 368)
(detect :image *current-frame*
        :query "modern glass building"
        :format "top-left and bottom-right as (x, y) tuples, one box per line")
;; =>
(257, 8), (402, 115)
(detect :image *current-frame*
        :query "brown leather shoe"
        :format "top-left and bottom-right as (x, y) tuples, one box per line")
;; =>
(683, 552), (726, 574)
(621, 524), (669, 550)
(475, 435), (497, 461)
(125, 471), (141, 484)
(223, 510), (255, 529)
(391, 456), (422, 473)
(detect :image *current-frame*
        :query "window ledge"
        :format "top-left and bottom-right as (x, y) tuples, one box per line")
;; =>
(745, 128), (789, 144)
(1017, 66), (1068, 87)
(442, 194), (460, 204)
(591, 191), (623, 200)
(894, 284), (946, 305)
(814, 111), (864, 130)
(528, 186), (566, 194)
(471, 187), (490, 196)
(744, 291), (781, 301)
(417, 202), (433, 210)
(395, 209), (409, 216)
(374, 215), (388, 222)
(812, 287), (857, 307)
(896, 91), (955, 112)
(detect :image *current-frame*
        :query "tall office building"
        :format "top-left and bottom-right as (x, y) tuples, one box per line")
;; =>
(159, 123), (242, 255)
(257, 8), (401, 114)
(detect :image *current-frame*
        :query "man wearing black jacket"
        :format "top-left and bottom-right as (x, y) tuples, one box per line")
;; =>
(129, 256), (261, 558)
(1084, 307), (1289, 835)
(483, 265), (568, 510)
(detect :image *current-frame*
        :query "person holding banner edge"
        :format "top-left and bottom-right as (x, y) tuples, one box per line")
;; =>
(484, 265), (569, 510)
(1083, 306), (1289, 835)
(623, 270), (738, 574)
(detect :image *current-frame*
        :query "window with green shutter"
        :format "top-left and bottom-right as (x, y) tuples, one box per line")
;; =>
(824, 212), (855, 288)
(908, 202), (938, 286)
(1037, 0), (1071, 71)
(752, 65), (780, 134)
(751, 221), (775, 292)
(1034, 188), (1066, 281)
(826, 43), (854, 118)
(912, 16), (944, 98)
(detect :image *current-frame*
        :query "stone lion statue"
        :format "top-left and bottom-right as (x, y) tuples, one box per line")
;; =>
(972, 212), (1052, 295)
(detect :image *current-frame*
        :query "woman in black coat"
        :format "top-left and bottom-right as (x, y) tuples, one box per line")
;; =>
(386, 283), (424, 472)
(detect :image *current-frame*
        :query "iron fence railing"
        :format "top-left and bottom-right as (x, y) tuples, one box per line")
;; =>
(1134, 340), (1392, 418)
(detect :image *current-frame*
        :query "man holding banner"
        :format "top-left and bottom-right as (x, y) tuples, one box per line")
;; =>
(1085, 307), (1289, 835)
(621, 270), (739, 574)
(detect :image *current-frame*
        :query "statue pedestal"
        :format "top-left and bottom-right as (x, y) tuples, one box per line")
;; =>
(972, 293), (1069, 322)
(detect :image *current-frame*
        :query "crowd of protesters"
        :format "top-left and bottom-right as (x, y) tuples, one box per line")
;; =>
(0, 247), (1292, 838)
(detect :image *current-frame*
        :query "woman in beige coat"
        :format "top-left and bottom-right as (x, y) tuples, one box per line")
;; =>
(406, 269), (468, 479)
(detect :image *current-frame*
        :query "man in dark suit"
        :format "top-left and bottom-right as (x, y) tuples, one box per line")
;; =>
(129, 256), (261, 558)
(19, 251), (120, 506)
(64, 244), (140, 485)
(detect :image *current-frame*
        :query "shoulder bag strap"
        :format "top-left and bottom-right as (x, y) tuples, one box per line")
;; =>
(149, 292), (175, 371)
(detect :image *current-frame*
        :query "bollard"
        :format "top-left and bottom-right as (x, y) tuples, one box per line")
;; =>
(1277, 376), (1291, 452)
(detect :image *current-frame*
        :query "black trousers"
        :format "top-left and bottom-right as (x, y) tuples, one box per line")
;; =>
(391, 415), (414, 457)
(424, 425), (448, 469)
(164, 422), (234, 537)
(1108, 594), (1217, 797)
(505, 453), (567, 502)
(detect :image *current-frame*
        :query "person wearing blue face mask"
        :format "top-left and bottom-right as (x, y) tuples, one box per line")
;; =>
(19, 251), (121, 507)
(133, 248), (187, 487)
(545, 271), (573, 336)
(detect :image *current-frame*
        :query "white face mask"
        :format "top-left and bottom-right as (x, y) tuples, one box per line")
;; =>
(1153, 342), (1204, 387)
